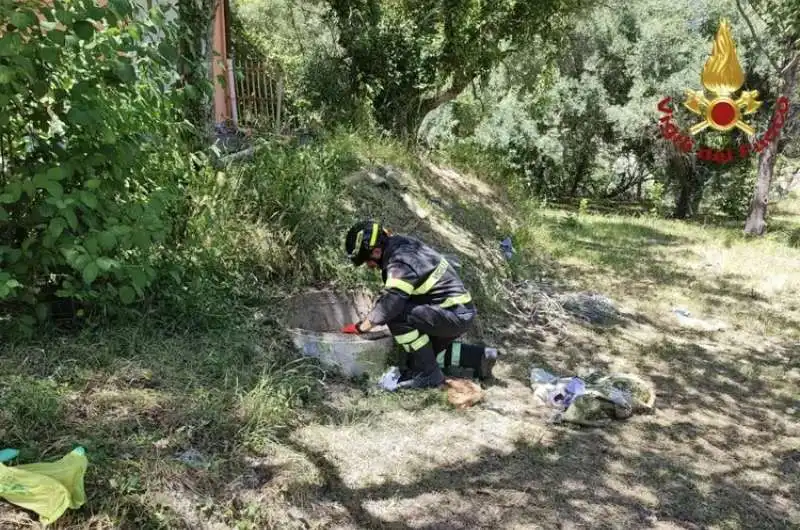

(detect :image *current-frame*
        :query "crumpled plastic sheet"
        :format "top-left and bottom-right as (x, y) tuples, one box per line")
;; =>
(378, 366), (402, 391)
(529, 366), (653, 426)
(531, 374), (594, 410)
(500, 237), (515, 260)
(0, 447), (88, 526)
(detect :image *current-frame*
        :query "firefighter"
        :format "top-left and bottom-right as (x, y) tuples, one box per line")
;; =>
(341, 220), (478, 389)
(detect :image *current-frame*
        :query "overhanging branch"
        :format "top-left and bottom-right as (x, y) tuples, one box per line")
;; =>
(418, 72), (474, 117)
(782, 52), (800, 76)
(735, 0), (783, 75)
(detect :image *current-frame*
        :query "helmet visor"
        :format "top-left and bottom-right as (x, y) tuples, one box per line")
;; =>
(346, 228), (366, 265)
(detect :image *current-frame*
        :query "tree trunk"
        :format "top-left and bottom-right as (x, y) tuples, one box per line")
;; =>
(744, 53), (799, 235)
(673, 181), (693, 219)
(690, 175), (706, 215)
(570, 157), (588, 197)
(744, 139), (780, 234)
(673, 166), (709, 219)
(411, 73), (474, 136)
(671, 152), (698, 219)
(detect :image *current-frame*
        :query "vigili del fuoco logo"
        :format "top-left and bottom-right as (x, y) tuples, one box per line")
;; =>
(658, 19), (790, 164)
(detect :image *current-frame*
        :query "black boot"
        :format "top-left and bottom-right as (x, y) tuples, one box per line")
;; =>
(396, 368), (445, 389)
(397, 341), (445, 389)
(479, 347), (498, 380)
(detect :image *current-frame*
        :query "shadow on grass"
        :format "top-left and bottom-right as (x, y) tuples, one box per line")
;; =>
(537, 215), (691, 279)
(283, 163), (800, 527)
(0, 316), (327, 530)
(641, 339), (796, 415)
(283, 422), (797, 529)
(4, 157), (796, 528)
(276, 328), (799, 529)
(507, 213), (800, 338)
(0, 158), (519, 528)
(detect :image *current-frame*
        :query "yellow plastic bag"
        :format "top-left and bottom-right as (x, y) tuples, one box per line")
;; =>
(0, 447), (88, 526)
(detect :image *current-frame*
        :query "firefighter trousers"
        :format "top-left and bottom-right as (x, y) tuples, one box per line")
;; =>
(387, 301), (476, 376)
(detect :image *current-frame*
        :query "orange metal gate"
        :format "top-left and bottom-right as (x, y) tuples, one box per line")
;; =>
(234, 60), (284, 133)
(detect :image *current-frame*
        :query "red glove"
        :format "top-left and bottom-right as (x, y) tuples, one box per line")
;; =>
(341, 323), (361, 334)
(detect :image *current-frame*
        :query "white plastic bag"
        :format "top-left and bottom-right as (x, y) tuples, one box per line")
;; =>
(378, 366), (402, 391)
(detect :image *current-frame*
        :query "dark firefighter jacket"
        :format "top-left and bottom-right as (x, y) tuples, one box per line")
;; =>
(366, 234), (473, 326)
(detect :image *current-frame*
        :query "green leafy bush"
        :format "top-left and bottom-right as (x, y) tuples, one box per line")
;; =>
(166, 132), (370, 314)
(646, 182), (667, 217)
(0, 0), (189, 329)
(708, 164), (758, 219)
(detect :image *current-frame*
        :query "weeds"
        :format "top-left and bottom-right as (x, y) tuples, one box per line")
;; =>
(0, 129), (431, 527)
(789, 228), (800, 248)
(170, 129), (416, 301)
(0, 310), (326, 528)
(237, 358), (325, 451)
(0, 375), (67, 448)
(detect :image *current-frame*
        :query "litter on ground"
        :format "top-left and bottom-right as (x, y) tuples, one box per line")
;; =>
(0, 447), (88, 526)
(671, 307), (728, 332)
(444, 378), (484, 409)
(500, 237), (515, 260)
(378, 366), (402, 391)
(376, 367), (484, 409)
(530, 366), (656, 427)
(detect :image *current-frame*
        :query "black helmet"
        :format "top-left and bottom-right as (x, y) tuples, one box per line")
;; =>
(345, 220), (387, 266)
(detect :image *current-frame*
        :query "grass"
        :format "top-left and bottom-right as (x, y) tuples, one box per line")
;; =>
(514, 199), (800, 340)
(1, 135), (799, 528)
(0, 310), (327, 529)
(270, 182), (798, 528)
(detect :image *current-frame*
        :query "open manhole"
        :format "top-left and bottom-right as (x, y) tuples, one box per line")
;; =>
(282, 289), (395, 378)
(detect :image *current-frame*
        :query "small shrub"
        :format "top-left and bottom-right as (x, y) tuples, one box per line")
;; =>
(646, 182), (666, 217)
(169, 130), (427, 304)
(561, 213), (582, 229)
(579, 198), (590, 216)
(299, 52), (376, 130)
(176, 134), (364, 291)
(0, 0), (189, 333)
(788, 228), (800, 249)
(708, 164), (757, 219)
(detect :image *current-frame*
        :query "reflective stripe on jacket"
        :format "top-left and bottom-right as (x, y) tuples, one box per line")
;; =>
(366, 235), (472, 326)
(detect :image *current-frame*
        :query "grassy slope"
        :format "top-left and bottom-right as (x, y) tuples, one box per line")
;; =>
(1, 139), (799, 529)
